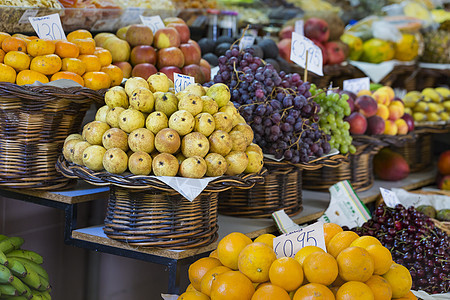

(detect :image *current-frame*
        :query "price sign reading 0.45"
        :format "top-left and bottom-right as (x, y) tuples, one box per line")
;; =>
(273, 222), (326, 259)
(290, 32), (323, 76)
(174, 73), (195, 93)
(29, 13), (66, 40)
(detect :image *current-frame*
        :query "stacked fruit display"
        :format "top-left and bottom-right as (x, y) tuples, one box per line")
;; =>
(344, 86), (414, 136)
(0, 234), (51, 299)
(179, 223), (415, 299)
(437, 150), (450, 190)
(63, 73), (263, 178)
(350, 203), (449, 294)
(95, 18), (211, 83)
(0, 30), (122, 90)
(403, 87), (450, 123)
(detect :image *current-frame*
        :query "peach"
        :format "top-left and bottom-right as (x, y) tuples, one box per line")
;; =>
(372, 89), (391, 106)
(384, 120), (398, 136)
(355, 95), (378, 117)
(347, 112), (367, 135)
(366, 115), (385, 135)
(388, 101), (404, 121)
(356, 89), (372, 97)
(395, 118), (408, 135)
(376, 104), (389, 120)
(377, 86), (395, 101)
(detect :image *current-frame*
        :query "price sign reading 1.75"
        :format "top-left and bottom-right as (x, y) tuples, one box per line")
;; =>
(29, 13), (66, 40)
(290, 32), (323, 76)
(273, 222), (326, 258)
(174, 73), (195, 94)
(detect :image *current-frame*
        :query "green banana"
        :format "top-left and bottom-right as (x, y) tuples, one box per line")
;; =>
(0, 238), (24, 254)
(11, 258), (48, 281)
(32, 290), (51, 300)
(0, 235), (7, 242)
(6, 250), (43, 265)
(0, 265), (13, 284)
(0, 251), (8, 267)
(37, 274), (50, 292)
(6, 258), (27, 278)
(0, 283), (20, 296)
(20, 266), (41, 291)
(9, 276), (28, 296)
(0, 296), (28, 300)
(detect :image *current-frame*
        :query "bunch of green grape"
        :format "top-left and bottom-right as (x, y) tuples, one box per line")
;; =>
(310, 84), (356, 154)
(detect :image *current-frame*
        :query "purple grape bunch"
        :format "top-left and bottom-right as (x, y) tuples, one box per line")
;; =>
(349, 203), (449, 294)
(207, 44), (331, 164)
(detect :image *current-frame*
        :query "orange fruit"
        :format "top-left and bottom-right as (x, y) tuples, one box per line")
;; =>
(269, 257), (303, 292)
(0, 63), (16, 83)
(78, 54), (101, 72)
(185, 283), (197, 292)
(336, 281), (374, 300)
(16, 70), (49, 85)
(2, 37), (27, 53)
(350, 236), (382, 249)
(177, 290), (209, 300)
(101, 64), (123, 87)
(238, 242), (277, 283)
(0, 32), (11, 45)
(12, 34), (31, 42)
(83, 71), (111, 90)
(61, 58), (86, 76)
(336, 246), (374, 282)
(209, 250), (218, 259)
(293, 283), (335, 300)
(3, 51), (30, 71)
(67, 29), (93, 42)
(188, 257), (222, 291)
(294, 246), (325, 267)
(393, 290), (417, 300)
(365, 275), (392, 300)
(30, 54), (62, 75)
(303, 252), (338, 286)
(27, 39), (55, 57)
(382, 263), (412, 298)
(327, 231), (359, 258)
(253, 234), (276, 248)
(200, 265), (231, 296)
(251, 283), (291, 300)
(72, 38), (96, 55)
(323, 223), (343, 247)
(365, 244), (393, 275)
(217, 232), (252, 270)
(51, 71), (84, 86)
(210, 270), (255, 300)
(0, 49), (5, 63)
(94, 47), (113, 67)
(55, 40), (79, 58)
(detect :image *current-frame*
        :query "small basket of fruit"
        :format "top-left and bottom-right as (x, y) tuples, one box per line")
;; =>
(56, 75), (266, 249)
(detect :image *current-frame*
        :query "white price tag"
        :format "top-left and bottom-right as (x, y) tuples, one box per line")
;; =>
(19, 9), (38, 24)
(273, 222), (326, 259)
(239, 35), (255, 50)
(121, 7), (145, 25)
(295, 20), (304, 36)
(174, 73), (195, 93)
(380, 188), (401, 208)
(343, 77), (370, 94)
(29, 13), (66, 40)
(290, 32), (323, 76)
(140, 15), (165, 34)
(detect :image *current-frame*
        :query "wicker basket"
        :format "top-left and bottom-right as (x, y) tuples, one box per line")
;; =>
(389, 132), (433, 173)
(0, 82), (104, 189)
(56, 156), (265, 249)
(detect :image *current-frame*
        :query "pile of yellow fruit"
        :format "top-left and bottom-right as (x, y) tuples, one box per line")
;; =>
(180, 223), (415, 300)
(403, 87), (450, 123)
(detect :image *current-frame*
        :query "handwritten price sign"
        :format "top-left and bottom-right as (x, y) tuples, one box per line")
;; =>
(295, 20), (304, 36)
(273, 222), (326, 258)
(140, 15), (165, 34)
(29, 14), (66, 40)
(380, 188), (401, 208)
(174, 73), (195, 93)
(239, 35), (255, 50)
(290, 32), (323, 76)
(343, 77), (370, 94)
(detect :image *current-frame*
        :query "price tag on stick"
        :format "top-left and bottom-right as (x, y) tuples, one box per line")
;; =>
(174, 73), (195, 93)
(140, 15), (165, 34)
(273, 222), (326, 259)
(29, 13), (66, 40)
(239, 35), (255, 50)
(343, 77), (370, 94)
(295, 20), (304, 35)
(290, 32), (323, 76)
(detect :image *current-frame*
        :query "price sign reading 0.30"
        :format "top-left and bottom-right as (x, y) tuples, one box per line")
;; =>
(29, 13), (66, 40)
(174, 73), (195, 93)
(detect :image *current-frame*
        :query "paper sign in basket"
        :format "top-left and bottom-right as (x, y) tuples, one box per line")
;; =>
(153, 176), (220, 202)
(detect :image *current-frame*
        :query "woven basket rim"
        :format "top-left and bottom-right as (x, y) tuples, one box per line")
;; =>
(414, 122), (450, 134)
(56, 155), (266, 192)
(263, 152), (349, 170)
(351, 132), (416, 147)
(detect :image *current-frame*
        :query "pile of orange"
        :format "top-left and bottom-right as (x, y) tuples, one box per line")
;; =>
(0, 29), (123, 90)
(179, 224), (416, 300)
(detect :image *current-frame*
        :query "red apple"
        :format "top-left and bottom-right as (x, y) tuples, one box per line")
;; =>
(325, 41), (345, 65)
(153, 27), (181, 49)
(130, 45), (156, 66)
(179, 43), (201, 65)
(366, 115), (385, 135)
(277, 38), (292, 62)
(188, 39), (201, 55)
(131, 63), (158, 80)
(182, 64), (204, 84)
(159, 66), (182, 82)
(163, 17), (186, 26)
(200, 66), (210, 83)
(113, 61), (132, 79)
(199, 58), (211, 72)
(438, 150), (450, 175)
(279, 25), (294, 40)
(157, 46), (185, 69)
(355, 95), (378, 117)
(304, 18), (330, 43)
(167, 23), (190, 44)
(311, 39), (328, 65)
